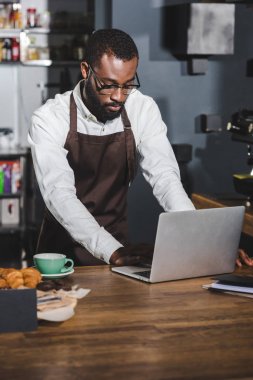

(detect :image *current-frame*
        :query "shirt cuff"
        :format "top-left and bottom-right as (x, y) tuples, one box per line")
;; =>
(95, 237), (124, 264)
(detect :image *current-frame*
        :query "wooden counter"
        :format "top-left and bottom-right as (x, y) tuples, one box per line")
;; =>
(192, 193), (253, 237)
(1, 265), (253, 379)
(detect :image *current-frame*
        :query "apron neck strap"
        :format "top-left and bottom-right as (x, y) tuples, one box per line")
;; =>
(70, 92), (77, 132)
(121, 107), (131, 130)
(121, 107), (137, 183)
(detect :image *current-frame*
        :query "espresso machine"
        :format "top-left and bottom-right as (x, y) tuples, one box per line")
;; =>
(227, 109), (253, 204)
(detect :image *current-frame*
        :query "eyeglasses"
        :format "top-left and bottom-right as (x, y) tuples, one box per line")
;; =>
(88, 65), (140, 95)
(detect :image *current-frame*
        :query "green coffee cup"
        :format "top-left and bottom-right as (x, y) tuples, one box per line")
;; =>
(33, 253), (74, 275)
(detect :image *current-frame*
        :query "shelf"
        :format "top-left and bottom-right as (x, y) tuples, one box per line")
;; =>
(21, 59), (52, 67)
(23, 27), (89, 35)
(23, 27), (50, 34)
(20, 59), (81, 67)
(0, 28), (21, 38)
(1, 22), (92, 66)
(0, 61), (20, 65)
(0, 193), (21, 198)
(0, 0), (20, 3)
(0, 27), (91, 37)
(0, 59), (82, 67)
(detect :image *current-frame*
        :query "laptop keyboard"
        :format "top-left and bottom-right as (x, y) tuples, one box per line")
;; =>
(133, 270), (151, 279)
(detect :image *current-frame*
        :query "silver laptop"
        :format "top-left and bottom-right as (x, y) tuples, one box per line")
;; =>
(111, 207), (245, 283)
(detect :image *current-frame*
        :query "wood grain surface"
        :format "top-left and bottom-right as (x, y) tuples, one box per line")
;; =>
(1, 265), (253, 380)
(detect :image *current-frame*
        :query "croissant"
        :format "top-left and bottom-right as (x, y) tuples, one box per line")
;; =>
(5, 270), (24, 289)
(0, 268), (16, 279)
(0, 267), (42, 289)
(0, 278), (8, 289)
(21, 267), (42, 288)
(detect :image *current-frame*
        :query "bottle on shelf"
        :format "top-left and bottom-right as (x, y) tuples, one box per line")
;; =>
(14, 3), (22, 29)
(9, 3), (22, 29)
(11, 38), (19, 61)
(0, 4), (11, 29)
(0, 5), (8, 29)
(11, 161), (21, 194)
(0, 165), (4, 195)
(26, 8), (37, 28)
(0, 39), (3, 62)
(2, 38), (11, 61)
(3, 163), (11, 194)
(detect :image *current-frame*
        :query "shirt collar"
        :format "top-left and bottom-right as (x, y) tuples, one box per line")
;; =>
(72, 80), (99, 123)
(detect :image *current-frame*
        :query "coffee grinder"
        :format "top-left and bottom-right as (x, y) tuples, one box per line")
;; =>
(227, 109), (253, 206)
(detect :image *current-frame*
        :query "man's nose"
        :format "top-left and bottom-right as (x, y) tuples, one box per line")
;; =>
(110, 87), (126, 103)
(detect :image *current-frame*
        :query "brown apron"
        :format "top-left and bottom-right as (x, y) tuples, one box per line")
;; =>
(36, 92), (137, 265)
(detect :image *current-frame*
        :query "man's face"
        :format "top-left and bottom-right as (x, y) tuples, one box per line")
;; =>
(82, 54), (138, 123)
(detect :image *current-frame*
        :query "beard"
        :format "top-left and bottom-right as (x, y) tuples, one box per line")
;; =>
(84, 79), (125, 123)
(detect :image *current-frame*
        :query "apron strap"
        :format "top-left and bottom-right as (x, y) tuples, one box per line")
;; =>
(70, 92), (77, 133)
(121, 107), (138, 183)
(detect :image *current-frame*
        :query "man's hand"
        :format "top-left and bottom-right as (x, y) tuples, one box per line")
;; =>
(109, 243), (154, 266)
(236, 249), (253, 267)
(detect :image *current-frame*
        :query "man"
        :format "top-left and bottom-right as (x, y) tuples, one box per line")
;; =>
(28, 28), (196, 267)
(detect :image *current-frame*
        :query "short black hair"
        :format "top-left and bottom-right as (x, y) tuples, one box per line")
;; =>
(84, 29), (139, 68)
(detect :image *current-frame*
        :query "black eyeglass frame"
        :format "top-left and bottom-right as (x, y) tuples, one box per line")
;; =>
(88, 65), (140, 95)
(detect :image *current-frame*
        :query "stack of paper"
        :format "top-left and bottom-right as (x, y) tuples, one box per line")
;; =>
(37, 287), (91, 321)
(203, 274), (253, 299)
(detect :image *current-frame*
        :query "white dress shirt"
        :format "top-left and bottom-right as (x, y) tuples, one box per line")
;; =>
(28, 81), (195, 264)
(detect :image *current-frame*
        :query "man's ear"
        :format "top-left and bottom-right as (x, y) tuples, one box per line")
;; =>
(80, 62), (89, 80)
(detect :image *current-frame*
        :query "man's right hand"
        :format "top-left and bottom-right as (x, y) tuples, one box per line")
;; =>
(109, 244), (154, 266)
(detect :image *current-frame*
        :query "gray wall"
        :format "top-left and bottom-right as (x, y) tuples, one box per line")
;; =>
(109, 0), (253, 243)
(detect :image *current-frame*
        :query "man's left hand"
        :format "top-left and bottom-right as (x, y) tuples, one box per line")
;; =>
(110, 243), (154, 266)
(236, 249), (253, 267)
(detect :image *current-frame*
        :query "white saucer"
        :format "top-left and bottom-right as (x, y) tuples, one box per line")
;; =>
(41, 268), (74, 279)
